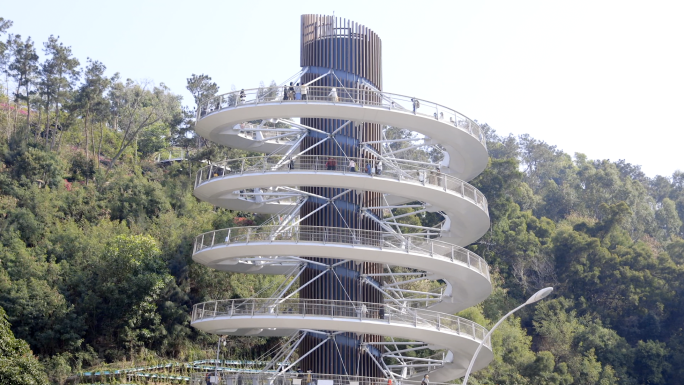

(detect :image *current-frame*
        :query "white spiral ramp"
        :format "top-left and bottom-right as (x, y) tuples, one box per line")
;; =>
(190, 86), (494, 381)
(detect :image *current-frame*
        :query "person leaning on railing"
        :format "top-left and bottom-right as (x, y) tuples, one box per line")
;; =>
(295, 83), (301, 100)
(349, 159), (356, 172)
(326, 157), (337, 170)
(301, 83), (308, 100)
(328, 87), (339, 102)
(288, 82), (295, 100)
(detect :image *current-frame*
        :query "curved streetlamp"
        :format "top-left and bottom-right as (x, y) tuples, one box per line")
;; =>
(214, 335), (227, 382)
(461, 287), (554, 385)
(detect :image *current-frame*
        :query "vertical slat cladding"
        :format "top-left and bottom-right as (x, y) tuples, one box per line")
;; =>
(298, 14), (384, 377)
(301, 15), (382, 88)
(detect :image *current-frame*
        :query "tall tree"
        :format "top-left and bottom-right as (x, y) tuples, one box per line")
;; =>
(186, 73), (218, 115)
(73, 58), (110, 160)
(0, 18), (14, 138)
(7, 35), (39, 139)
(107, 79), (181, 171)
(0, 18), (12, 55)
(41, 35), (79, 150)
(0, 18), (13, 79)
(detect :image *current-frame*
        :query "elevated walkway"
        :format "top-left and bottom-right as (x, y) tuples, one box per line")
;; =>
(192, 298), (493, 382)
(196, 86), (487, 181)
(193, 225), (491, 312)
(195, 156), (489, 246)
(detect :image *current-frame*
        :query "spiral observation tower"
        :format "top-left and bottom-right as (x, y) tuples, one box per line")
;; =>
(190, 15), (493, 384)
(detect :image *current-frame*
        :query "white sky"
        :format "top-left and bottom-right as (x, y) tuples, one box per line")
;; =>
(3, 0), (682, 177)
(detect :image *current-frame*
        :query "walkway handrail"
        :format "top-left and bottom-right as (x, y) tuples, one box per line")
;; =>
(193, 225), (490, 282)
(233, 122), (304, 143)
(191, 298), (492, 349)
(195, 155), (489, 216)
(154, 147), (188, 163)
(189, 370), (454, 385)
(198, 86), (485, 147)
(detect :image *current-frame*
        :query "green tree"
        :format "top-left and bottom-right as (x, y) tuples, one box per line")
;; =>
(72, 58), (110, 161)
(137, 121), (169, 159)
(78, 235), (172, 358)
(8, 34), (39, 137)
(575, 320), (634, 381)
(69, 152), (95, 183)
(6, 145), (64, 189)
(665, 328), (684, 385)
(101, 171), (171, 221)
(40, 35), (80, 150)
(186, 73), (218, 113)
(482, 124), (519, 161)
(666, 238), (684, 265)
(107, 79), (181, 171)
(518, 134), (574, 193)
(655, 198), (682, 239)
(524, 351), (573, 385)
(649, 175), (671, 204)
(0, 306), (48, 385)
(633, 340), (668, 385)
(0, 18), (12, 57)
(0, 18), (14, 138)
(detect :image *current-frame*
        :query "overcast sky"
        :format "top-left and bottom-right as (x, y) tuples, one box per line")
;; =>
(3, 0), (682, 177)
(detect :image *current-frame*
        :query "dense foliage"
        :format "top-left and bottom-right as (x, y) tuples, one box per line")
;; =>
(0, 307), (49, 385)
(1, 16), (684, 385)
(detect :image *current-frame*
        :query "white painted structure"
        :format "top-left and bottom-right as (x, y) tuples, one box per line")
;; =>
(190, 84), (494, 381)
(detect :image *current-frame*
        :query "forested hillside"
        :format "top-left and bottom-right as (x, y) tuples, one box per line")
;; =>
(1, 16), (684, 385)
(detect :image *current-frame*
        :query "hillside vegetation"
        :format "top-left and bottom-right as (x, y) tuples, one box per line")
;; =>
(1, 16), (684, 385)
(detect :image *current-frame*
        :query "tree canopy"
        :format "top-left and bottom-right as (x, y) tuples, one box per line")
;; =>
(0, 306), (49, 385)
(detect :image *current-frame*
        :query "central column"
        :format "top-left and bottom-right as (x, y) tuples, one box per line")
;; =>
(297, 15), (384, 377)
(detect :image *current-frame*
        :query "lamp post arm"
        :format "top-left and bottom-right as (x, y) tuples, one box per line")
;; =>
(215, 336), (224, 382)
(461, 302), (527, 385)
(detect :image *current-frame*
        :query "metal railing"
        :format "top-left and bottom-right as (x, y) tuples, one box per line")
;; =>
(191, 298), (491, 348)
(213, 188), (301, 206)
(195, 155), (488, 216)
(155, 147), (189, 163)
(233, 122), (303, 144)
(198, 86), (485, 147)
(193, 225), (490, 282)
(388, 349), (452, 377)
(189, 371), (454, 385)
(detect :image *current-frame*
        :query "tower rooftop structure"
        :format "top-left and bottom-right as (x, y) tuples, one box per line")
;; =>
(190, 14), (493, 383)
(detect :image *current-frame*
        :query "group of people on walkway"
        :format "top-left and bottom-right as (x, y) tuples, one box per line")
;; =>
(279, 82), (339, 102)
(283, 82), (309, 100)
(229, 89), (455, 127)
(343, 158), (383, 175)
(288, 156), (384, 175)
(324, 157), (383, 175)
(362, 159), (382, 175)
